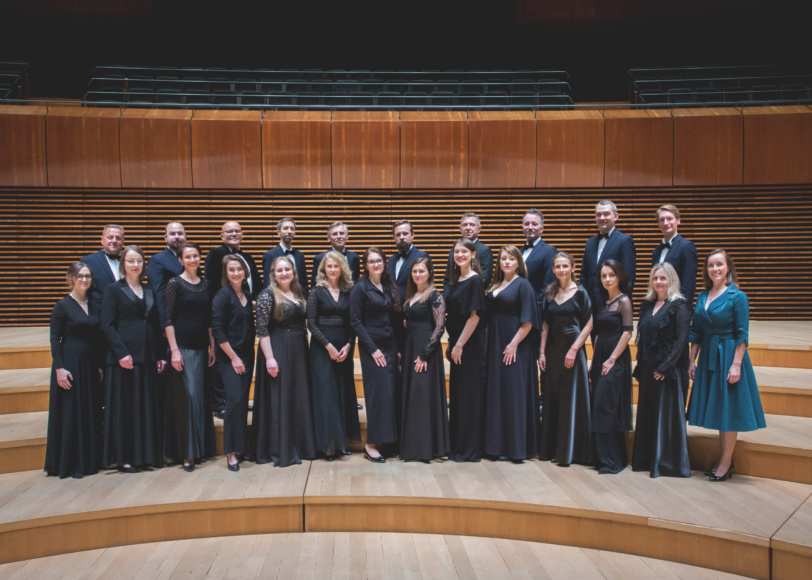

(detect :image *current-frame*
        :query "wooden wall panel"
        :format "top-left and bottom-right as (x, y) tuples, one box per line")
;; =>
(119, 109), (193, 189)
(743, 106), (812, 185)
(400, 112), (468, 189)
(0, 105), (47, 187)
(191, 110), (263, 189)
(332, 112), (400, 189)
(45, 107), (121, 188)
(262, 111), (331, 189)
(536, 110), (604, 188)
(468, 111), (536, 188)
(604, 109), (673, 187)
(673, 108), (743, 186)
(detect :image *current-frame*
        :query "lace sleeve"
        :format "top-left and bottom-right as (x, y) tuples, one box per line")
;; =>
(655, 300), (691, 376)
(255, 289), (274, 338)
(163, 277), (179, 328)
(618, 295), (634, 331)
(306, 289), (330, 349)
(420, 291), (446, 360)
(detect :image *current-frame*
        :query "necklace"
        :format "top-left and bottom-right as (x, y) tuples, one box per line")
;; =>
(70, 293), (88, 304)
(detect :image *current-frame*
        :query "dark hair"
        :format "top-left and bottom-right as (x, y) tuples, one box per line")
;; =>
(544, 251), (576, 302)
(702, 249), (738, 289)
(405, 257), (436, 303)
(523, 208), (544, 226)
(220, 254), (247, 287)
(362, 247), (402, 312)
(66, 261), (93, 289)
(392, 219), (413, 234)
(178, 242), (203, 277)
(598, 259), (631, 296)
(487, 245), (527, 293)
(449, 238), (483, 285)
(119, 245), (146, 282)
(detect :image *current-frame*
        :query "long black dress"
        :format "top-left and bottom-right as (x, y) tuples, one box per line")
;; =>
(163, 276), (216, 464)
(45, 297), (104, 478)
(350, 278), (399, 446)
(445, 275), (486, 462)
(632, 298), (692, 478)
(101, 280), (164, 469)
(307, 286), (361, 456)
(400, 289), (450, 461)
(483, 277), (539, 460)
(253, 289), (316, 466)
(589, 294), (633, 474)
(539, 286), (593, 466)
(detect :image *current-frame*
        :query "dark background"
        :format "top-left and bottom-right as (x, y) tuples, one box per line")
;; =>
(0, 0), (808, 102)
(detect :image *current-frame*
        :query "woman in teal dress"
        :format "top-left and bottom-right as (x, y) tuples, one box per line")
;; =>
(688, 249), (765, 481)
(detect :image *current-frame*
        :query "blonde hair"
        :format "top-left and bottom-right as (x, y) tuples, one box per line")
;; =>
(644, 262), (685, 302)
(269, 256), (306, 318)
(315, 251), (354, 292)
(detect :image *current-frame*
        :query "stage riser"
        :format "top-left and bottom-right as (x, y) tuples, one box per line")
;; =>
(0, 500), (303, 566)
(771, 541), (812, 580)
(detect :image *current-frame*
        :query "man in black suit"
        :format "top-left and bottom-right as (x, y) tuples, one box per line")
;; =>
(387, 219), (429, 302)
(82, 224), (126, 310)
(442, 212), (493, 295)
(204, 220), (262, 418)
(146, 221), (187, 330)
(651, 205), (698, 307)
(311, 221), (361, 287)
(521, 208), (557, 300)
(580, 200), (636, 319)
(204, 220), (262, 301)
(262, 217), (307, 293)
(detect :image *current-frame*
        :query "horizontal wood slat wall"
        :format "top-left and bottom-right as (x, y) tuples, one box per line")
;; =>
(1, 186), (810, 324)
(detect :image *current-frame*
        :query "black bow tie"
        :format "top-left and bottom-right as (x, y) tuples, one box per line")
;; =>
(399, 250), (410, 259)
(105, 253), (120, 260)
(597, 232), (610, 240)
(660, 241), (671, 249)
(284, 249), (294, 255)
(523, 242), (534, 251)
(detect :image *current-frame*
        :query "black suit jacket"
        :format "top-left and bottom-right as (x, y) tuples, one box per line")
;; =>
(211, 285), (256, 356)
(204, 244), (262, 300)
(262, 245), (308, 293)
(650, 234), (698, 307)
(146, 248), (184, 329)
(387, 245), (430, 302)
(82, 249), (119, 311)
(100, 280), (164, 366)
(442, 240), (493, 295)
(580, 229), (637, 314)
(523, 238), (558, 297)
(311, 249), (361, 288)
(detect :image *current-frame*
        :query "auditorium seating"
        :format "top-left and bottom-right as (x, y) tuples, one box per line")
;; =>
(630, 64), (812, 106)
(83, 66), (574, 110)
(0, 61), (28, 102)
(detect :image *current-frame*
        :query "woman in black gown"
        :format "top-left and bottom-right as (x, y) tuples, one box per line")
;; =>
(400, 257), (449, 462)
(445, 239), (486, 462)
(211, 254), (255, 472)
(253, 255), (316, 467)
(45, 262), (104, 479)
(632, 262), (691, 478)
(307, 251), (360, 460)
(539, 251), (593, 467)
(350, 248), (401, 463)
(483, 245), (539, 463)
(101, 245), (166, 473)
(589, 259), (633, 474)
(164, 242), (216, 472)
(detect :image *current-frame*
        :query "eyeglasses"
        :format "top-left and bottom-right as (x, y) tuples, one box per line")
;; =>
(75, 275), (92, 281)
(125, 259), (144, 265)
(367, 259), (384, 265)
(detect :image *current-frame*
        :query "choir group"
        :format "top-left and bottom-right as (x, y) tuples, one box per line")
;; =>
(44, 201), (766, 483)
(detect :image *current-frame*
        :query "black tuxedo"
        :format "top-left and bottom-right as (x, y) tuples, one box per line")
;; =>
(311, 248), (361, 288)
(82, 249), (120, 310)
(146, 247), (184, 330)
(442, 239), (493, 295)
(262, 245), (308, 293)
(650, 234), (698, 307)
(204, 244), (262, 300)
(387, 245), (430, 302)
(580, 229), (636, 315)
(522, 238), (558, 297)
(100, 280), (164, 366)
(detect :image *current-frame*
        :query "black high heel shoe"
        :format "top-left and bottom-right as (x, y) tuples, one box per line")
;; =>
(709, 463), (733, 482)
(703, 467), (717, 476)
(364, 447), (386, 463)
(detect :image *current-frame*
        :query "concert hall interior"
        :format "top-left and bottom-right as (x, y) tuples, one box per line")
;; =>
(1, 1), (811, 579)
